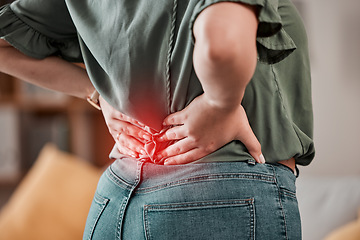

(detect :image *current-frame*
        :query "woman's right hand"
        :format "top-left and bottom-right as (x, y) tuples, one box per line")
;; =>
(99, 96), (152, 158)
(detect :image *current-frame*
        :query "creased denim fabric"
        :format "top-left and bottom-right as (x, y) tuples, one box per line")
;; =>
(83, 158), (301, 240)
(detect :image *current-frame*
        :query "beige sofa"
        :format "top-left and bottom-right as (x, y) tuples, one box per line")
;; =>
(0, 144), (102, 240)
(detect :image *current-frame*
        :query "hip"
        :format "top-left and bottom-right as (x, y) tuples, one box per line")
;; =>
(84, 158), (301, 239)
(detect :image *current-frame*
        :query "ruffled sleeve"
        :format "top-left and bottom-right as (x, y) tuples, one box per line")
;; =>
(0, 1), (82, 62)
(190, 0), (297, 64)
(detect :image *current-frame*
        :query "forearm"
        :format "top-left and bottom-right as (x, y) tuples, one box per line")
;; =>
(193, 2), (258, 109)
(0, 39), (94, 99)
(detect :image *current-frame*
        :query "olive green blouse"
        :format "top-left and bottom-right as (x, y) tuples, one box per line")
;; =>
(0, 0), (315, 166)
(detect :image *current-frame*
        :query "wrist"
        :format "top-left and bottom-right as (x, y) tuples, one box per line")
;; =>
(202, 93), (243, 111)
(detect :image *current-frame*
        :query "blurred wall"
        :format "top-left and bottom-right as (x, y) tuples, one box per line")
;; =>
(296, 0), (360, 176)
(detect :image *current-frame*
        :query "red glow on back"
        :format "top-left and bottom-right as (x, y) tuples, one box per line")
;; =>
(135, 125), (173, 164)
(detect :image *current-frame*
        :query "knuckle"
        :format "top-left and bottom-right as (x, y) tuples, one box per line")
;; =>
(114, 132), (121, 141)
(184, 128), (192, 136)
(169, 131), (177, 139)
(160, 151), (168, 158)
(120, 126), (129, 136)
(205, 143), (215, 153)
(118, 112), (124, 119)
(124, 126), (130, 135)
(174, 146), (181, 154)
(117, 138), (124, 145)
(171, 157), (180, 165)
(163, 131), (173, 140)
(179, 155), (190, 164)
(136, 145), (144, 153)
(159, 134), (167, 141)
(116, 144), (125, 154)
(118, 138), (128, 148)
(138, 131), (146, 139)
(256, 142), (262, 150)
(249, 141), (261, 153)
(189, 135), (200, 145)
(167, 118), (174, 124)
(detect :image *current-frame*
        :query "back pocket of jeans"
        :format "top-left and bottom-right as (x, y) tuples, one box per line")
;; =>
(83, 192), (109, 240)
(144, 198), (255, 240)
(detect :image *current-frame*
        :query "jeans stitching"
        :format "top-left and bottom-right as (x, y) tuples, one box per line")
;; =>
(116, 197), (128, 240)
(116, 161), (144, 240)
(145, 199), (254, 210)
(107, 167), (134, 190)
(144, 205), (151, 240)
(143, 198), (255, 239)
(88, 193), (109, 240)
(280, 187), (297, 200)
(249, 198), (255, 240)
(270, 165), (289, 240)
(93, 192), (109, 205)
(136, 173), (275, 194)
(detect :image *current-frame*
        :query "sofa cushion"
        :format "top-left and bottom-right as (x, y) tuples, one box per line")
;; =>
(0, 144), (102, 240)
(324, 209), (360, 240)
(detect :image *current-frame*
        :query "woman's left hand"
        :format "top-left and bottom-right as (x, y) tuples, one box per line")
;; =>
(157, 93), (264, 165)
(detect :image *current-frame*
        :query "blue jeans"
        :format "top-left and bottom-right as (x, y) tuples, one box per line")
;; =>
(83, 158), (301, 239)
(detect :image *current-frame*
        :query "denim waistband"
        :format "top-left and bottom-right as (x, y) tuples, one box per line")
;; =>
(108, 157), (296, 193)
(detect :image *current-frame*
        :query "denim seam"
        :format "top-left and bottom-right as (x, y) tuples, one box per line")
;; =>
(270, 165), (289, 240)
(116, 161), (144, 240)
(107, 166), (134, 190)
(249, 198), (255, 240)
(88, 194), (109, 240)
(144, 199), (254, 209)
(136, 173), (275, 194)
(144, 205), (151, 240)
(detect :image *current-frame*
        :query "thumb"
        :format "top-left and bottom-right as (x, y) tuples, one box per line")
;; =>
(236, 106), (265, 164)
(238, 127), (264, 164)
(248, 147), (266, 164)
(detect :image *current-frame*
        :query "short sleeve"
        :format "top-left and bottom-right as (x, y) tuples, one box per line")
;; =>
(0, 0), (82, 62)
(190, 0), (297, 64)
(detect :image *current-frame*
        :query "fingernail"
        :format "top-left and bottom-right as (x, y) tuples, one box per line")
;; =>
(143, 134), (151, 141)
(259, 154), (266, 164)
(164, 160), (170, 165)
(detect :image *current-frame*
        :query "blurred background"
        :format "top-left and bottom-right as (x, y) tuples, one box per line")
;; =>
(295, 0), (360, 176)
(0, 0), (359, 239)
(0, 0), (114, 212)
